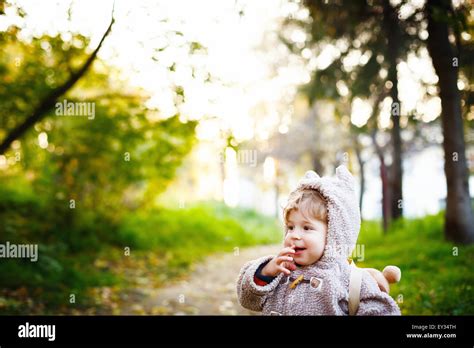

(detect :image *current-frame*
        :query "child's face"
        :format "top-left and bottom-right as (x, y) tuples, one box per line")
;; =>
(284, 209), (327, 266)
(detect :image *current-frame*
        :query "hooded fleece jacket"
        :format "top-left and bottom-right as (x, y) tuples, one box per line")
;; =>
(236, 165), (401, 315)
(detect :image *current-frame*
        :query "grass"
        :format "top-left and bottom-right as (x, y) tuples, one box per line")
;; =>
(0, 199), (281, 314)
(357, 214), (474, 315)
(116, 203), (281, 273)
(0, 186), (472, 315)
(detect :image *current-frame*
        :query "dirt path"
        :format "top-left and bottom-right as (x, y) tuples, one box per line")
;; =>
(121, 244), (280, 315)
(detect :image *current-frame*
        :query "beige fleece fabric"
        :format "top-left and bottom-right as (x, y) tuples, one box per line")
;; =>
(236, 165), (401, 315)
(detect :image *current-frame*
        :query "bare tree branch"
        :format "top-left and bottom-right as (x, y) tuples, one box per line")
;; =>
(0, 2), (116, 155)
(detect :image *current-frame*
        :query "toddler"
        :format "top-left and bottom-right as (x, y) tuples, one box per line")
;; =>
(236, 165), (401, 315)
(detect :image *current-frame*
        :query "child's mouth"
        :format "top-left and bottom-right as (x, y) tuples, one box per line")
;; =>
(294, 247), (306, 255)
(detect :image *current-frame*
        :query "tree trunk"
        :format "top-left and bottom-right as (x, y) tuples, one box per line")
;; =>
(426, 0), (474, 244)
(383, 0), (404, 221)
(371, 128), (392, 233)
(381, 157), (391, 233)
(353, 134), (365, 216)
(311, 153), (324, 177)
(275, 161), (280, 219)
(369, 91), (391, 232)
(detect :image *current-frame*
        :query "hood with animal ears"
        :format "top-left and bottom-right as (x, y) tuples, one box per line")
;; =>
(294, 165), (361, 263)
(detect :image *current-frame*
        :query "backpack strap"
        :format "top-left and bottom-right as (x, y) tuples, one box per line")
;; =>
(348, 260), (362, 315)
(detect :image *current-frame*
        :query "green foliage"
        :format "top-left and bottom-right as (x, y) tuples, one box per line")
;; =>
(0, 29), (91, 131)
(0, 4), (197, 213)
(0, 192), (280, 313)
(117, 202), (281, 267)
(0, 9), (200, 313)
(357, 213), (474, 315)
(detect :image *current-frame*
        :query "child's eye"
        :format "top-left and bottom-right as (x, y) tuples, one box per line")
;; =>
(304, 226), (312, 231)
(287, 226), (294, 231)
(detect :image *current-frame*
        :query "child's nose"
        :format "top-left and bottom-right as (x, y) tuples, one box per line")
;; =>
(289, 229), (302, 240)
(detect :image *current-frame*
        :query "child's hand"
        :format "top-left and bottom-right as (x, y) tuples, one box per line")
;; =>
(261, 247), (297, 277)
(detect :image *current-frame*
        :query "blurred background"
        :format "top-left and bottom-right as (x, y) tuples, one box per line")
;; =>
(0, 0), (473, 315)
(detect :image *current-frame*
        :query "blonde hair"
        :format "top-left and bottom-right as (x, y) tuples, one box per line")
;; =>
(283, 188), (328, 225)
